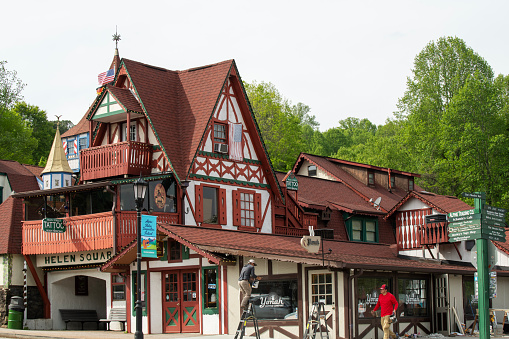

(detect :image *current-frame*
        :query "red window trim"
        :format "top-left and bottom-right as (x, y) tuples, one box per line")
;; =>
(195, 184), (227, 225)
(233, 188), (262, 229)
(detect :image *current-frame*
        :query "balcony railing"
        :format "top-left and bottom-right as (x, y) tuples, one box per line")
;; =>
(23, 211), (180, 255)
(396, 209), (449, 250)
(274, 190), (318, 236)
(80, 141), (153, 181)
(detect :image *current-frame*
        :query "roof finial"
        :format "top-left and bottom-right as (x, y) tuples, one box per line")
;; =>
(55, 115), (62, 128)
(112, 26), (121, 51)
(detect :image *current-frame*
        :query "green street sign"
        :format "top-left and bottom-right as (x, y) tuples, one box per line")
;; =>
(448, 219), (481, 228)
(448, 213), (481, 223)
(483, 209), (506, 221)
(448, 209), (475, 219)
(482, 234), (506, 242)
(482, 217), (505, 227)
(448, 225), (482, 234)
(462, 192), (486, 200)
(484, 205), (507, 215)
(42, 218), (66, 233)
(449, 228), (482, 238)
(286, 174), (298, 191)
(449, 233), (479, 242)
(482, 227), (506, 238)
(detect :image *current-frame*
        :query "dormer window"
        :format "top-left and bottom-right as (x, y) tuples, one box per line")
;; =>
(308, 165), (317, 177)
(368, 172), (374, 186)
(122, 122), (137, 142)
(409, 178), (414, 191)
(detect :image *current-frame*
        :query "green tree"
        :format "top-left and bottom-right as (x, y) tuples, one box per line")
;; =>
(13, 102), (55, 165)
(244, 81), (318, 171)
(395, 37), (496, 192)
(0, 106), (37, 163)
(0, 61), (25, 109)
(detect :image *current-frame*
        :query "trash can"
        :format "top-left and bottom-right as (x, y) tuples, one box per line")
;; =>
(7, 296), (24, 329)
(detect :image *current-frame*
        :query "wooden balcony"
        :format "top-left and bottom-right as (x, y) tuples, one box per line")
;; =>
(274, 190), (318, 236)
(22, 211), (180, 255)
(80, 141), (153, 181)
(396, 209), (449, 250)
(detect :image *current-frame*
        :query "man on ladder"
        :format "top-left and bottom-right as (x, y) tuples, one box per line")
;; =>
(238, 259), (262, 311)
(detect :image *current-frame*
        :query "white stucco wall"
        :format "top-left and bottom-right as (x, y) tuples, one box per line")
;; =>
(448, 274), (464, 332)
(48, 269), (109, 330)
(149, 271), (162, 334)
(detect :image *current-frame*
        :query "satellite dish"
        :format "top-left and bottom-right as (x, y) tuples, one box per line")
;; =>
(373, 197), (382, 210)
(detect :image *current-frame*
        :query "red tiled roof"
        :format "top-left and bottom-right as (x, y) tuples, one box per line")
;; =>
(157, 224), (474, 273)
(493, 229), (509, 255)
(292, 154), (410, 212)
(0, 196), (23, 254)
(61, 114), (89, 138)
(385, 190), (473, 219)
(276, 172), (383, 215)
(0, 160), (41, 193)
(123, 59), (233, 181)
(107, 86), (143, 113)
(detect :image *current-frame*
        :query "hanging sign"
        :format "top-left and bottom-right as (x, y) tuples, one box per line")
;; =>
(286, 173), (298, 191)
(301, 236), (321, 253)
(42, 218), (66, 233)
(141, 215), (158, 258)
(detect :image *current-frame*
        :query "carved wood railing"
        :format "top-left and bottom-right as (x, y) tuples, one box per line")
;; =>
(274, 189), (318, 236)
(395, 209), (449, 250)
(80, 141), (152, 181)
(23, 211), (180, 255)
(23, 212), (114, 255)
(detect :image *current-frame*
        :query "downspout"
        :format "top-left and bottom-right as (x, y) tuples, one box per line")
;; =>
(104, 185), (117, 254)
(349, 268), (364, 339)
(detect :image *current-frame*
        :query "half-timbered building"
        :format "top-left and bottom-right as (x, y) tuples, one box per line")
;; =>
(12, 49), (509, 339)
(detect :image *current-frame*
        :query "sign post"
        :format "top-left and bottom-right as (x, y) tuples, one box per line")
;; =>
(450, 192), (507, 339)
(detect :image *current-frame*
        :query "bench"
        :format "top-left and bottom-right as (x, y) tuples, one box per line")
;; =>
(100, 307), (127, 331)
(59, 309), (100, 330)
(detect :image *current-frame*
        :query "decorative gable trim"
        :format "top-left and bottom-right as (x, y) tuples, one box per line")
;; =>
(190, 173), (270, 188)
(384, 191), (447, 220)
(118, 60), (180, 184)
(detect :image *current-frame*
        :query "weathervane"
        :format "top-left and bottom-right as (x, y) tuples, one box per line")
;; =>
(55, 115), (62, 128)
(112, 26), (121, 49)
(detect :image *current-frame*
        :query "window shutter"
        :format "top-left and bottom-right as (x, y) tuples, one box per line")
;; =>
(232, 190), (240, 226)
(219, 188), (227, 224)
(255, 193), (262, 228)
(195, 185), (203, 223)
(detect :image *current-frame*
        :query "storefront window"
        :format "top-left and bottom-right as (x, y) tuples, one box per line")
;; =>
(132, 271), (147, 316)
(120, 178), (176, 213)
(397, 278), (428, 317)
(24, 197), (45, 220)
(251, 278), (298, 320)
(70, 189), (113, 216)
(46, 194), (67, 218)
(357, 277), (390, 318)
(203, 268), (218, 310)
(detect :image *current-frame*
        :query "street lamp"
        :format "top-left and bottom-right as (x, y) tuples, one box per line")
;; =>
(133, 175), (148, 339)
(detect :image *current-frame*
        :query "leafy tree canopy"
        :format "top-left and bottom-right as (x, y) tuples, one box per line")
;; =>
(0, 61), (25, 109)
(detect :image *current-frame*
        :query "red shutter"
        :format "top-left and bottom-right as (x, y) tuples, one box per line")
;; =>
(219, 188), (227, 224)
(195, 185), (203, 223)
(255, 193), (262, 228)
(232, 190), (240, 226)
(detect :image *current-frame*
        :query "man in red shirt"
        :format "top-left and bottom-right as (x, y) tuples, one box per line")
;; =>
(371, 284), (398, 339)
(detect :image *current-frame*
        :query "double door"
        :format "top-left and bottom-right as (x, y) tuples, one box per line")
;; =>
(162, 269), (200, 333)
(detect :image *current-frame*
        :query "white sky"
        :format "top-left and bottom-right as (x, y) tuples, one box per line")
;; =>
(2, 1), (509, 130)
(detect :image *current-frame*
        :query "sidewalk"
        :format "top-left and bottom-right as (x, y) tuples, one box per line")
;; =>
(0, 328), (235, 339)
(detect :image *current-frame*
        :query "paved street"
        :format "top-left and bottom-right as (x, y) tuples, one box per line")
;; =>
(0, 329), (236, 339)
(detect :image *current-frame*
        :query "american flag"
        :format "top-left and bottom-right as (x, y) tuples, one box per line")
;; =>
(229, 122), (243, 161)
(98, 68), (115, 85)
(73, 139), (78, 154)
(62, 140), (67, 154)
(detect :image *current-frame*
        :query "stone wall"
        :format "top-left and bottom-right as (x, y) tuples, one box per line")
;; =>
(0, 286), (44, 326)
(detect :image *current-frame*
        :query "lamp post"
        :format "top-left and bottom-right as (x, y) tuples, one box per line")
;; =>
(133, 176), (148, 339)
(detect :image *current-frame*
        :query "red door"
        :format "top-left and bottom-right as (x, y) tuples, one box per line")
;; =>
(162, 269), (200, 333)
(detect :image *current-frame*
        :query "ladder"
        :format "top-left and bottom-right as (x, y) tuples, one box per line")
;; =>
(303, 302), (330, 339)
(234, 299), (260, 339)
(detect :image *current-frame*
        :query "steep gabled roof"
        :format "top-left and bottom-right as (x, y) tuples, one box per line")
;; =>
(107, 86), (143, 114)
(0, 196), (23, 254)
(293, 153), (413, 213)
(0, 160), (41, 193)
(117, 59), (233, 182)
(385, 190), (473, 219)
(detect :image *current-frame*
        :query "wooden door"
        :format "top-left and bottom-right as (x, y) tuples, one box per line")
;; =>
(435, 274), (449, 335)
(162, 269), (200, 333)
(308, 270), (336, 335)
